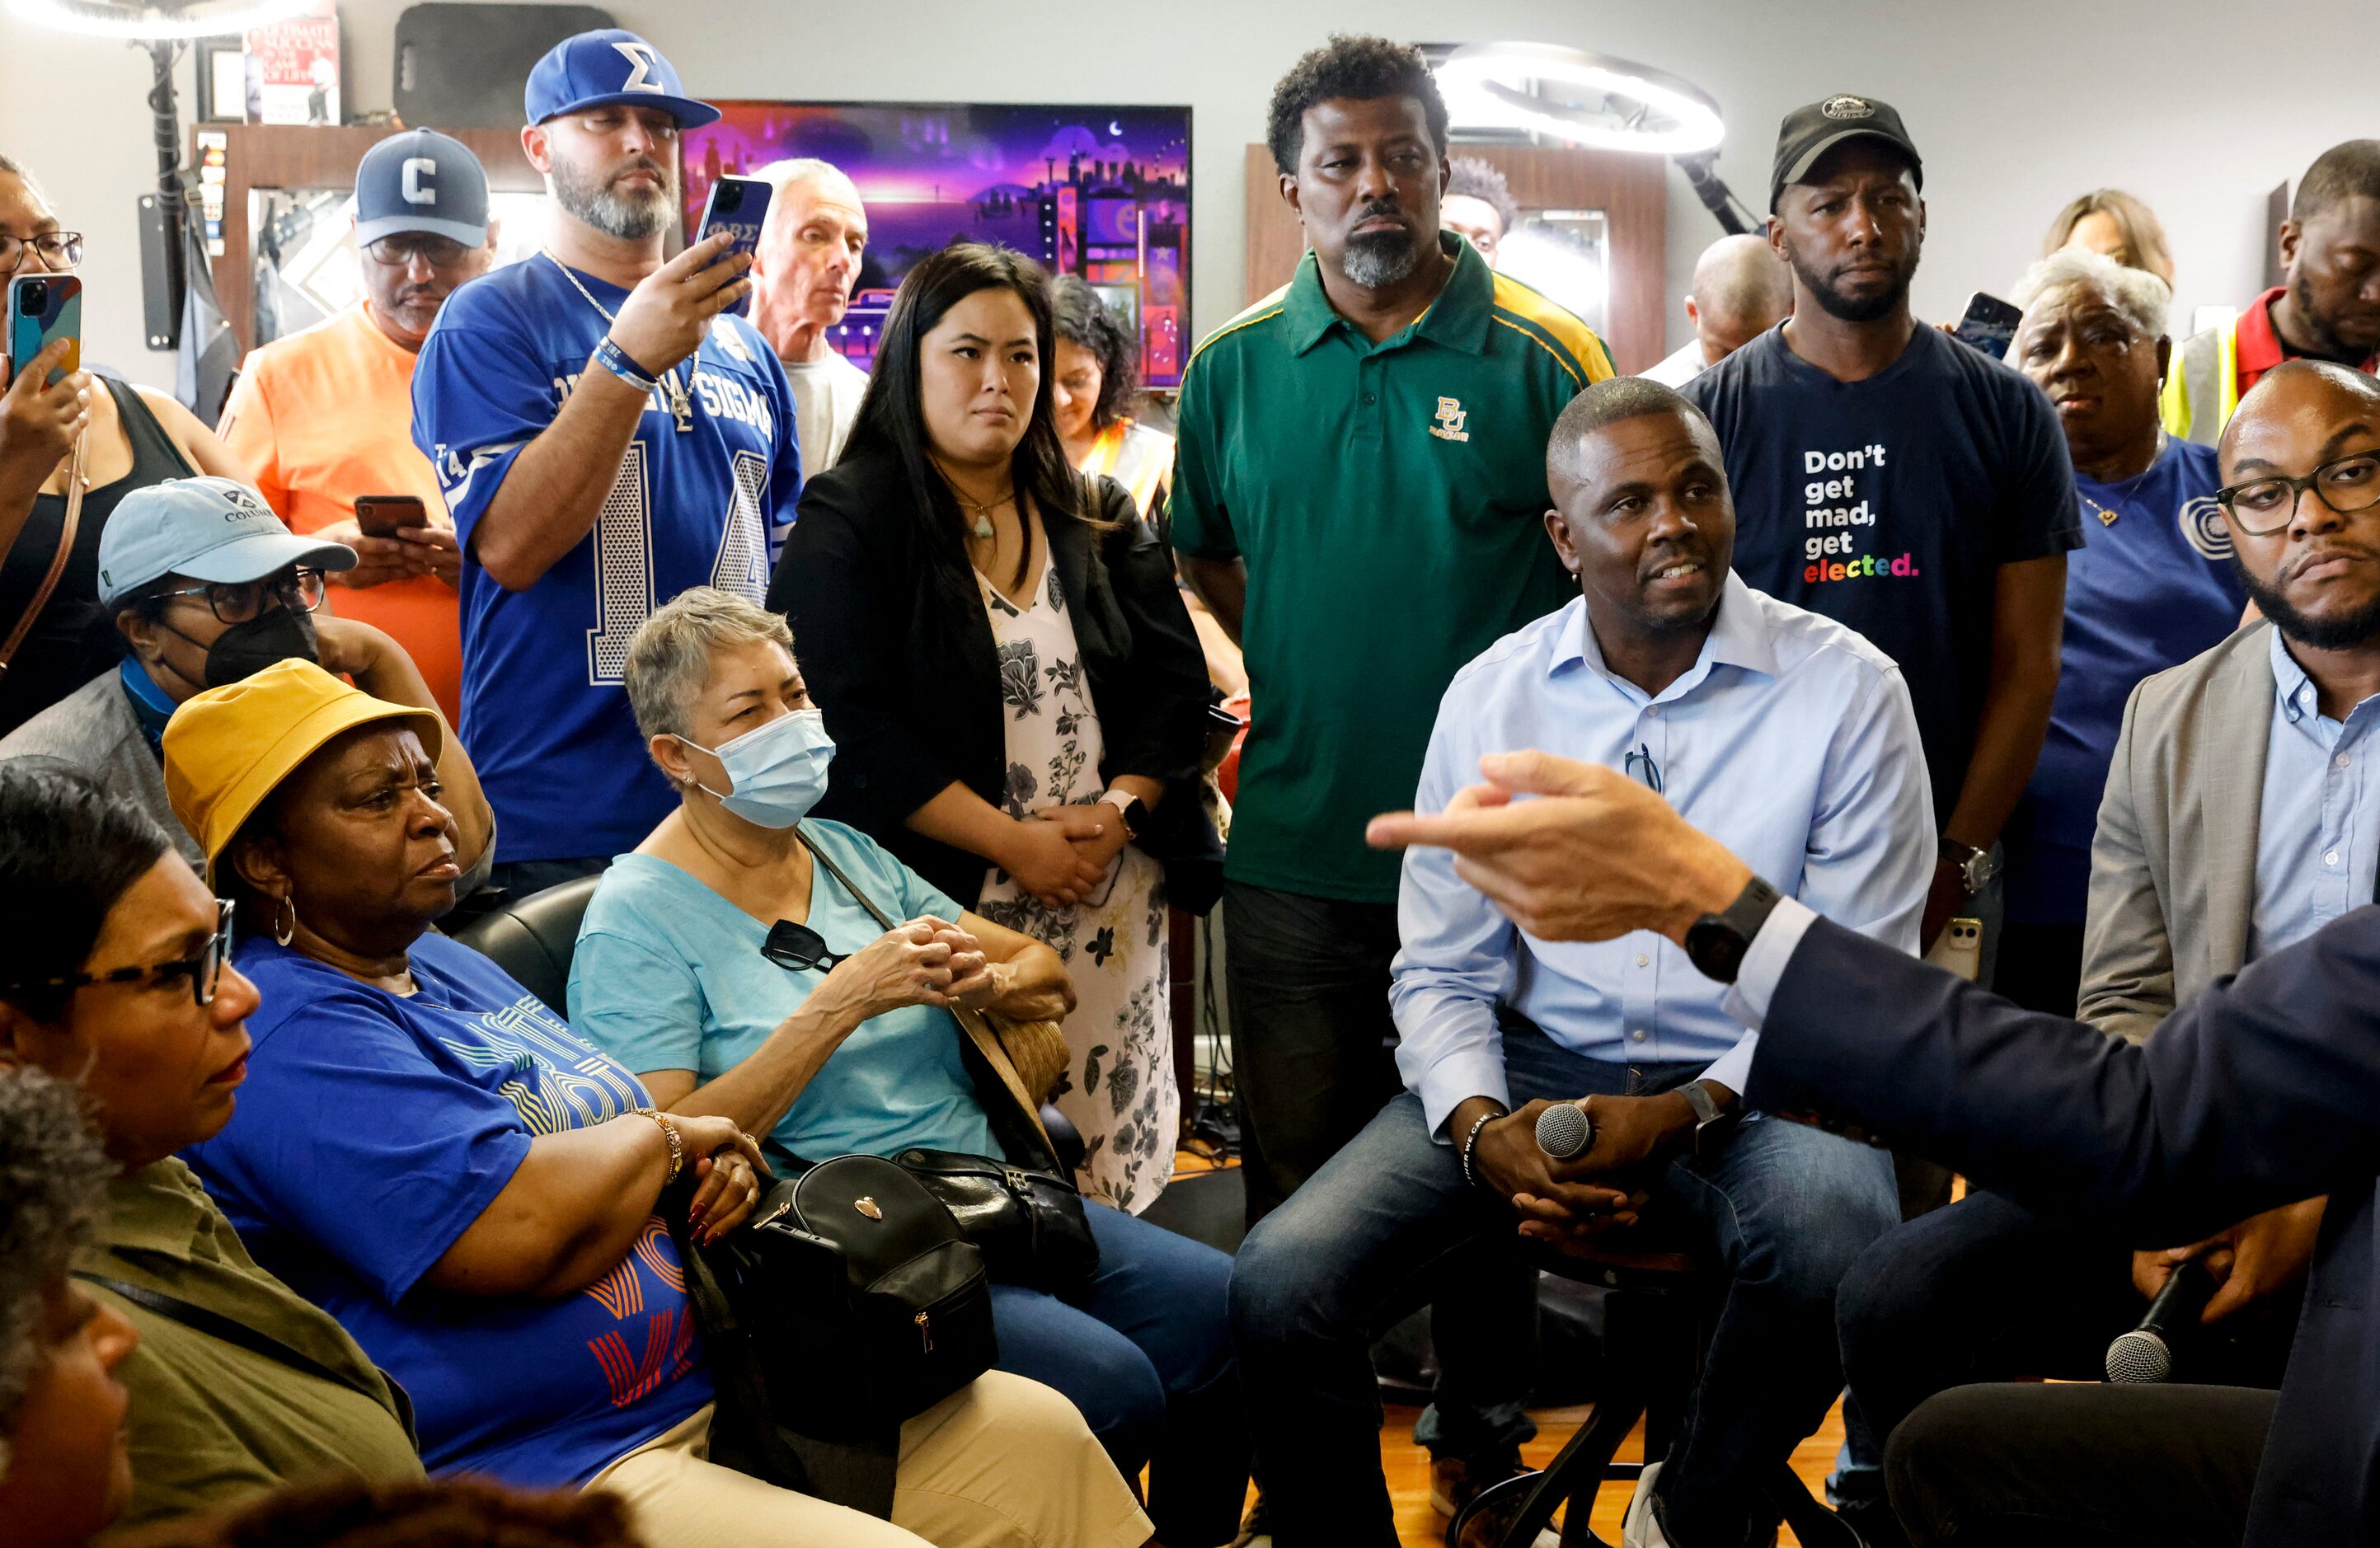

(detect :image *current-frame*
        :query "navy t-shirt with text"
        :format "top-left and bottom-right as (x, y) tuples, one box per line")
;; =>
(1686, 322), (2082, 819)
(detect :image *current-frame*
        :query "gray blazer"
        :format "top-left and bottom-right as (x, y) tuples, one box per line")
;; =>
(2079, 621), (2274, 1042)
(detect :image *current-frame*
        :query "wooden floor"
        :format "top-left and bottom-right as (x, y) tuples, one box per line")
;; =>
(1376, 1398), (1847, 1546)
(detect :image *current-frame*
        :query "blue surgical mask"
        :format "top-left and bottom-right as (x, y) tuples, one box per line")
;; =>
(678, 709), (836, 828)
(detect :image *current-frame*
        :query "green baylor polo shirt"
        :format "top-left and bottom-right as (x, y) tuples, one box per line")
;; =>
(1171, 233), (1613, 903)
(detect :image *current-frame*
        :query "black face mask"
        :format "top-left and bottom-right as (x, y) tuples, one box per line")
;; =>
(197, 607), (320, 688)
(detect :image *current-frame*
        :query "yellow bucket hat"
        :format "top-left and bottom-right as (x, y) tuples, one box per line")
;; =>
(163, 658), (443, 882)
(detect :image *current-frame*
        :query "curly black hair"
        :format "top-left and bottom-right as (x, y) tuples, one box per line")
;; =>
(138, 1477), (646, 1548)
(0, 1070), (109, 1478)
(1447, 157), (1519, 239)
(1265, 35), (1449, 177)
(1050, 275), (1139, 434)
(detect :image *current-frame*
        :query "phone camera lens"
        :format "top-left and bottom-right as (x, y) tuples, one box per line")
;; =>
(21, 279), (45, 307)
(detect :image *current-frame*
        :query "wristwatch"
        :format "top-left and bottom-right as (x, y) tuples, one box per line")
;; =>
(1676, 1080), (1735, 1161)
(1097, 790), (1148, 841)
(1683, 875), (1783, 984)
(1939, 838), (1999, 896)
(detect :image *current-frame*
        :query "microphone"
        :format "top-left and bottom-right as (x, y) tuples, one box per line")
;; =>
(2105, 1260), (2219, 1384)
(1535, 1101), (1596, 1161)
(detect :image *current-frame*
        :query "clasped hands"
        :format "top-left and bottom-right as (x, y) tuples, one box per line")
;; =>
(1001, 804), (1127, 909)
(1457, 1090), (1717, 1250)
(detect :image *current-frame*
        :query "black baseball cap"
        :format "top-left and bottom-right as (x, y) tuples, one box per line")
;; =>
(1769, 93), (1922, 211)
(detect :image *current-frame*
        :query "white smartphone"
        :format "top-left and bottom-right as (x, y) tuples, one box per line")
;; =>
(1926, 917), (1983, 981)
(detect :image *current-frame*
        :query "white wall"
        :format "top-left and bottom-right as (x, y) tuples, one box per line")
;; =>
(7, 0), (2373, 392)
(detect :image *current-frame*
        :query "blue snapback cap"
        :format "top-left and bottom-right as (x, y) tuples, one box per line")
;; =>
(524, 29), (719, 130)
(96, 478), (357, 609)
(354, 129), (490, 249)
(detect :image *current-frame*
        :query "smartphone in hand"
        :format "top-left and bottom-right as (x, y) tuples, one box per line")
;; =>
(6, 272), (82, 387)
(354, 495), (430, 539)
(695, 175), (773, 317)
(1951, 292), (2024, 361)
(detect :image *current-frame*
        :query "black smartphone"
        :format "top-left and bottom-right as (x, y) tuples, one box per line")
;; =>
(6, 272), (82, 387)
(1952, 292), (2025, 360)
(696, 175), (773, 318)
(354, 495), (429, 538)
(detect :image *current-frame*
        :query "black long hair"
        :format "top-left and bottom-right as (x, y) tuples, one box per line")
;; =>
(844, 242), (1097, 591)
(1050, 274), (1140, 434)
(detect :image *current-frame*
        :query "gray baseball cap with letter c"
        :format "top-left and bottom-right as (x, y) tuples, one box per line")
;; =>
(354, 128), (490, 250)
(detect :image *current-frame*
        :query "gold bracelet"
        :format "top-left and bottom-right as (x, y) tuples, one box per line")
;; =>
(632, 1107), (683, 1182)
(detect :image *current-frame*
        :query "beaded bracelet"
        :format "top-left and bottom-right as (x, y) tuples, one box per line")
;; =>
(593, 335), (660, 392)
(632, 1106), (684, 1182)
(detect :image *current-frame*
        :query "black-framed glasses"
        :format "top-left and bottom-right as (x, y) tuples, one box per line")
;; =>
(362, 233), (476, 269)
(2215, 453), (2380, 536)
(1625, 742), (1664, 794)
(1, 899), (233, 1008)
(1, 231), (83, 272)
(761, 920), (848, 973)
(150, 568), (326, 626)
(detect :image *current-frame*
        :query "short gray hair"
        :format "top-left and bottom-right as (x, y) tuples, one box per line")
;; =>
(0, 1071), (109, 1478)
(624, 588), (795, 748)
(755, 157), (859, 204)
(2012, 246), (2171, 340)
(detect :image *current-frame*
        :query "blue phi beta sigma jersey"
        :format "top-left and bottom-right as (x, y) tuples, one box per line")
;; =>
(413, 256), (802, 862)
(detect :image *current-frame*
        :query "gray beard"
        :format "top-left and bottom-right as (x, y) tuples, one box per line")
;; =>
(552, 155), (674, 241)
(1340, 231), (1421, 289)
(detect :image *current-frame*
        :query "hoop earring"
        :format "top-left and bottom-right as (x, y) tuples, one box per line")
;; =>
(274, 894), (297, 948)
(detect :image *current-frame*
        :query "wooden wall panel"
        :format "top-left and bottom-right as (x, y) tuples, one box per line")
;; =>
(1241, 142), (1669, 374)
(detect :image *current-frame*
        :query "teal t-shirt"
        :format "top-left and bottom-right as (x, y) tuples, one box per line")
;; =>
(566, 821), (998, 1170)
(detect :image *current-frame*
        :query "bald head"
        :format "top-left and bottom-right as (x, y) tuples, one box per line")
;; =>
(1685, 234), (1792, 367)
(2218, 359), (2380, 654)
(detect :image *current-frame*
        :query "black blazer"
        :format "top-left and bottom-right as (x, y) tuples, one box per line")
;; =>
(1749, 911), (2380, 1546)
(768, 447), (1210, 904)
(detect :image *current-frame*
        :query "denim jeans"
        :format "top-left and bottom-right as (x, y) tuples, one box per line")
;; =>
(989, 1203), (1249, 1547)
(1228, 1027), (1900, 1548)
(1831, 1189), (2295, 1539)
(1222, 880), (1538, 1466)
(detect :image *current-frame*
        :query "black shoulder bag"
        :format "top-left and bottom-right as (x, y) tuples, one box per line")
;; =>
(795, 827), (1102, 1301)
(666, 1153), (996, 1519)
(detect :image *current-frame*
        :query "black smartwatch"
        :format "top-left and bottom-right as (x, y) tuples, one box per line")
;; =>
(1683, 876), (1784, 984)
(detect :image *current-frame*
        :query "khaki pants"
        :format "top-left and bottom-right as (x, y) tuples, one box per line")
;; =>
(586, 1372), (1150, 1548)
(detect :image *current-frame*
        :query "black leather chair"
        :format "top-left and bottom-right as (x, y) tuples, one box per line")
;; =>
(1449, 1237), (1865, 1548)
(449, 876), (1085, 1170)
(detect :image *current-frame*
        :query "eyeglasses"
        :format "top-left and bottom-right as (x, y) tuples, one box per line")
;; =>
(1625, 742), (1664, 794)
(2216, 453), (2380, 537)
(760, 920), (848, 973)
(362, 233), (476, 269)
(1, 899), (234, 1008)
(150, 568), (326, 626)
(1, 232), (83, 272)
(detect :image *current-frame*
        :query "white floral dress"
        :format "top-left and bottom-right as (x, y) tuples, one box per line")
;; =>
(973, 561), (1175, 1213)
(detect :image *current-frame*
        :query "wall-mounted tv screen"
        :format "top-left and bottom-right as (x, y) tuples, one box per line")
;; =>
(681, 102), (1192, 389)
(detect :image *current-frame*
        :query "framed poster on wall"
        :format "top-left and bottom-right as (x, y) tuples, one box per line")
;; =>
(681, 102), (1191, 389)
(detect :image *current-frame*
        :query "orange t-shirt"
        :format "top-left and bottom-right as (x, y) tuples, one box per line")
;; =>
(218, 303), (462, 723)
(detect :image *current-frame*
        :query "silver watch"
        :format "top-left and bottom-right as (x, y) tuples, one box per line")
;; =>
(1941, 839), (1998, 895)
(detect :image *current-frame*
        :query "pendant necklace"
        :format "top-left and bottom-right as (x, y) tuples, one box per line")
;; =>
(545, 253), (695, 434)
(2081, 431), (2169, 528)
(939, 462), (1013, 540)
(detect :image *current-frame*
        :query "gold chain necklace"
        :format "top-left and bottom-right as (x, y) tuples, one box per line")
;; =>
(543, 253), (695, 434)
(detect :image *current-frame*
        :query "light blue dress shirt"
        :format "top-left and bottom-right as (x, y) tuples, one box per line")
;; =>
(1392, 573), (1935, 1138)
(2248, 627), (2380, 959)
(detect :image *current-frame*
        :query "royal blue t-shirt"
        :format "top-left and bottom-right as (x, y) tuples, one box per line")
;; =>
(1686, 323), (2083, 819)
(413, 256), (802, 862)
(184, 933), (711, 1486)
(2002, 438), (2246, 923)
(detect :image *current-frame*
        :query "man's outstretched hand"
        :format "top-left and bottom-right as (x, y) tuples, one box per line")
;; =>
(1368, 751), (1751, 945)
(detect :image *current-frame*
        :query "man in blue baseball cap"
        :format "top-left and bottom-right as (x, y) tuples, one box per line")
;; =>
(218, 128), (496, 726)
(411, 27), (803, 896)
(0, 476), (493, 885)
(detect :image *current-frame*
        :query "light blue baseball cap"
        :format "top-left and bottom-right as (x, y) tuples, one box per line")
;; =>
(96, 477), (357, 609)
(524, 29), (719, 130)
